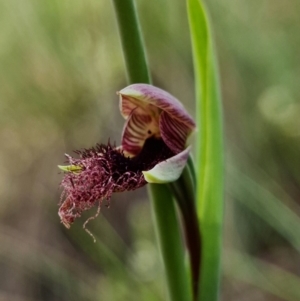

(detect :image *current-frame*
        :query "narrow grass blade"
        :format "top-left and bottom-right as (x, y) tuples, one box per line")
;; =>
(187, 0), (224, 300)
(229, 168), (300, 252)
(224, 249), (300, 301)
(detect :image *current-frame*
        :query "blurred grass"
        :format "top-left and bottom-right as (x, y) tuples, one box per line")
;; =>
(229, 166), (300, 252)
(0, 0), (300, 300)
(223, 249), (300, 301)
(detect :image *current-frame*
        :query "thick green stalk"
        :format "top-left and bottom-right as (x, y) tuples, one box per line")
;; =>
(150, 184), (192, 301)
(112, 0), (150, 84)
(112, 0), (192, 300)
(187, 0), (224, 301)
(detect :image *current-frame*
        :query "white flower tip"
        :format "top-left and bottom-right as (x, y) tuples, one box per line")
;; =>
(142, 147), (191, 184)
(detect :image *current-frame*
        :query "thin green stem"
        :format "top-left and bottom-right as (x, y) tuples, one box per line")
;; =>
(112, 0), (150, 84)
(149, 184), (192, 301)
(169, 164), (201, 298)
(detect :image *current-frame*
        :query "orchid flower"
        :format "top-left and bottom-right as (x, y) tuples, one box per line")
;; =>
(58, 84), (196, 228)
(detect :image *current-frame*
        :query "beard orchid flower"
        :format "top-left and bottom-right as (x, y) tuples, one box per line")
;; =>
(58, 84), (196, 228)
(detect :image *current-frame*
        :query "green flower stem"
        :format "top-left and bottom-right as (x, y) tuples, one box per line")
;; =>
(187, 155), (196, 189)
(150, 184), (192, 301)
(112, 0), (194, 300)
(169, 164), (201, 298)
(187, 0), (224, 300)
(112, 0), (150, 84)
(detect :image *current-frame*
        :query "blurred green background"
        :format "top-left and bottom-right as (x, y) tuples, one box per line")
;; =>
(1, 0), (300, 300)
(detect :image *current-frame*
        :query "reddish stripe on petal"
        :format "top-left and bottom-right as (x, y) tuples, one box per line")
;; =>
(119, 95), (138, 119)
(159, 111), (192, 154)
(121, 111), (159, 156)
(119, 84), (196, 131)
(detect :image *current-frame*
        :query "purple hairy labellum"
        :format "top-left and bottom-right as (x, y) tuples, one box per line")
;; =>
(58, 84), (195, 229)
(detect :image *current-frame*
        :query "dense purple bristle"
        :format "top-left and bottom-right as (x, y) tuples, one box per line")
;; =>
(59, 137), (174, 227)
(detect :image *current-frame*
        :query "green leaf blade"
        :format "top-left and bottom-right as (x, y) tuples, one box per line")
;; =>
(187, 0), (224, 300)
